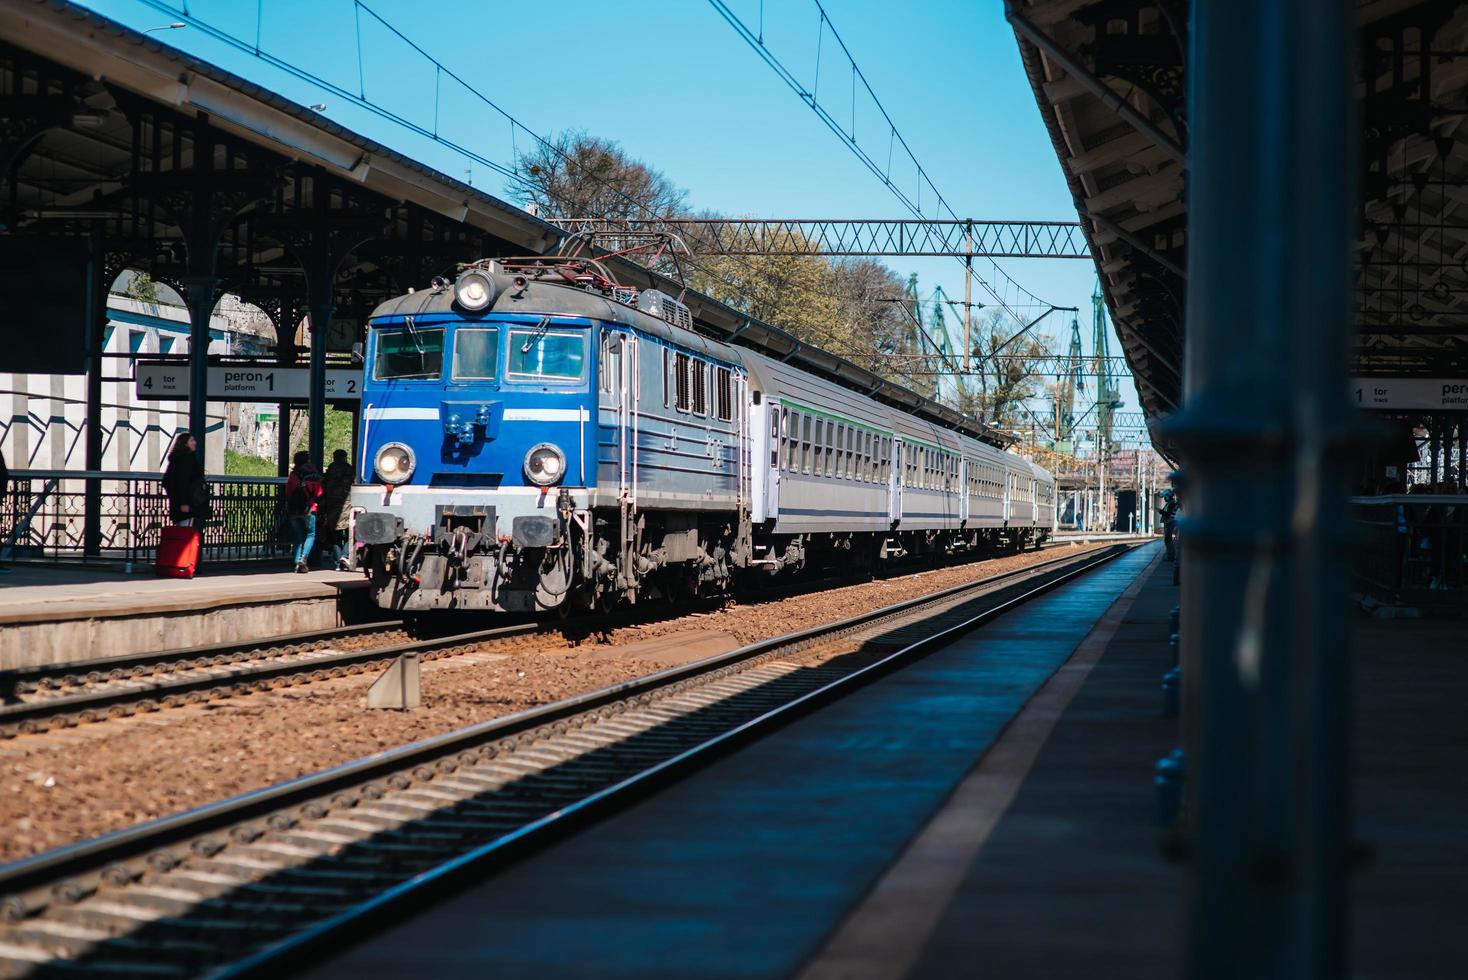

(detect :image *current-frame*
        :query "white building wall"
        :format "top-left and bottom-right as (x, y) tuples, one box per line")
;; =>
(0, 295), (271, 476)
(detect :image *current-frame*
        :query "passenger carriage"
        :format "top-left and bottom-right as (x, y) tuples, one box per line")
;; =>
(350, 258), (1055, 614)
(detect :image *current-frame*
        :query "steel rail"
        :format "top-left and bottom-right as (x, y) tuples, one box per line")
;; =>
(0, 545), (1073, 736)
(0, 621), (404, 699)
(0, 621), (542, 737)
(0, 544), (1135, 977)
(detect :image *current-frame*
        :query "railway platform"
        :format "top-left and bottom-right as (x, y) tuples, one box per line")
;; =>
(290, 540), (1468, 980)
(0, 564), (374, 670)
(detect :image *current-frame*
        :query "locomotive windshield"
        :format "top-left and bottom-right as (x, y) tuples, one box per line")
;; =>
(373, 326), (444, 380)
(507, 329), (585, 381)
(451, 327), (499, 380)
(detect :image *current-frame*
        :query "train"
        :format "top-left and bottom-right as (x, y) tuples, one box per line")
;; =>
(348, 256), (1057, 614)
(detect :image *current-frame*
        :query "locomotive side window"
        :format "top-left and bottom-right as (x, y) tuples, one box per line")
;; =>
(714, 367), (733, 421)
(674, 353), (691, 411)
(507, 330), (585, 380)
(662, 348), (672, 407)
(373, 327), (444, 380)
(597, 332), (615, 392)
(692, 361), (708, 416)
(451, 327), (499, 381)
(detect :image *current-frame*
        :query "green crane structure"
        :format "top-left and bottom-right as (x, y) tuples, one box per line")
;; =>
(1053, 313), (1084, 454)
(1092, 279), (1123, 450)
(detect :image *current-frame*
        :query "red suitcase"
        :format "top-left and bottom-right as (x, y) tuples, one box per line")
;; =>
(156, 525), (202, 579)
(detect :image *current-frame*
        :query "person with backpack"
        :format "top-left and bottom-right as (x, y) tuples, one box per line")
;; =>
(284, 451), (324, 573)
(316, 449), (355, 570)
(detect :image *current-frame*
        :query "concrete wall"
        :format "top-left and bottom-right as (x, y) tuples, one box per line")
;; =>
(0, 586), (376, 670)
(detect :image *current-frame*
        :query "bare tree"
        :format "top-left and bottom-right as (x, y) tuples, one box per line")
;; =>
(511, 130), (687, 220)
(961, 308), (1053, 432)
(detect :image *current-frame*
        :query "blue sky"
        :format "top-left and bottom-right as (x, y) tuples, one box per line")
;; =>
(82, 0), (1141, 428)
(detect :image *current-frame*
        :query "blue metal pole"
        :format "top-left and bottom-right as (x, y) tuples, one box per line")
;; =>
(1177, 1), (1356, 977)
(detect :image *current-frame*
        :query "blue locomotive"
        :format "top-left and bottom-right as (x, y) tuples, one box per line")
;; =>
(349, 257), (1056, 613)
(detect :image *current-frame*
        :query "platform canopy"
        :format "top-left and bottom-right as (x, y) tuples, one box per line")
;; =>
(1010, 0), (1468, 422)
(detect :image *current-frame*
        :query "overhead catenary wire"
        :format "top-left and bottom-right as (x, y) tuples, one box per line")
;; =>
(705, 0), (1058, 325)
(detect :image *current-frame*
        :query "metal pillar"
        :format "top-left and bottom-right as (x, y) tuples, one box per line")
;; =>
(1177, 2), (1355, 978)
(83, 234), (105, 557)
(1429, 416), (1441, 487)
(277, 316), (297, 477)
(1450, 416), (1462, 487)
(306, 283), (331, 465)
(184, 274), (217, 451)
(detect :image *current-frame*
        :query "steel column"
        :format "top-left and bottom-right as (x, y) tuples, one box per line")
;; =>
(82, 232), (104, 557)
(1450, 416), (1462, 487)
(306, 283), (331, 466)
(1429, 416), (1441, 486)
(1177, 2), (1355, 978)
(277, 314), (297, 477)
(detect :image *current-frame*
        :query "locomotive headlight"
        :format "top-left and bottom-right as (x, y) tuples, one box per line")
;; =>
(524, 443), (566, 487)
(454, 269), (496, 311)
(375, 442), (416, 485)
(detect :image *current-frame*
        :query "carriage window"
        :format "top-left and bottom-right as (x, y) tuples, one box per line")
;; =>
(451, 327), (499, 381)
(692, 361), (708, 416)
(826, 422), (837, 478)
(812, 418), (824, 477)
(507, 330), (585, 380)
(373, 326), (444, 380)
(674, 353), (691, 411)
(847, 427), (857, 481)
(715, 367), (733, 421)
(771, 408), (782, 467)
(802, 414), (814, 474)
(834, 424), (846, 479)
(783, 410), (797, 471)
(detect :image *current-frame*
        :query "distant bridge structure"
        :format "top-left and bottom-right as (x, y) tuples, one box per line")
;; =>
(553, 218), (1090, 259)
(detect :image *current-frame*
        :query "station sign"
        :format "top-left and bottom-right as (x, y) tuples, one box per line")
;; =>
(1352, 378), (1468, 412)
(134, 362), (363, 402)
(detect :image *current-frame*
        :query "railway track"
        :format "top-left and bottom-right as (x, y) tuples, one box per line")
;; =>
(0, 623), (408, 703)
(0, 543), (1135, 978)
(0, 544), (1073, 740)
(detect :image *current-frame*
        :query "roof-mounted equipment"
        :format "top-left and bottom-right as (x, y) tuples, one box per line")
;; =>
(637, 289), (693, 331)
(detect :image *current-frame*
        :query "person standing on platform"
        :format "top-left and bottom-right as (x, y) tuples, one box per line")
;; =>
(162, 433), (210, 529)
(284, 451), (324, 573)
(317, 449), (355, 570)
(1160, 488), (1180, 561)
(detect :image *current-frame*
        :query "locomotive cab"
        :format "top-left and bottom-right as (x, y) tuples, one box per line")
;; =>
(350, 269), (599, 612)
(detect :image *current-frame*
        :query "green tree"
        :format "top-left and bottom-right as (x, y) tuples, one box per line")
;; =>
(125, 271), (160, 305)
